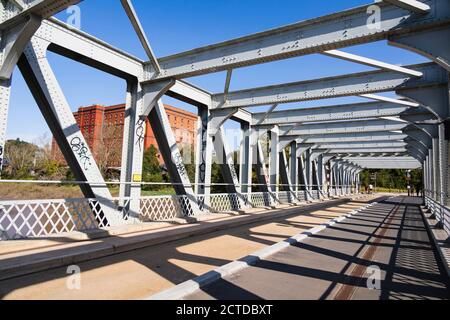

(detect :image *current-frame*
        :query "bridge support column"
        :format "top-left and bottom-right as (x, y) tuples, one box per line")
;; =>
(298, 149), (312, 201)
(427, 151), (434, 208)
(330, 160), (337, 197)
(255, 135), (277, 207)
(119, 79), (176, 220)
(432, 138), (442, 223)
(195, 105), (213, 210)
(240, 122), (252, 203)
(343, 163), (349, 195)
(423, 158), (429, 204)
(398, 79), (449, 231)
(317, 155), (326, 198)
(290, 141), (299, 201)
(305, 149), (313, 199)
(118, 81), (146, 219)
(0, 79), (11, 177)
(269, 126), (280, 201)
(213, 126), (246, 209)
(328, 160), (334, 197)
(335, 161), (343, 196)
(279, 147), (297, 203)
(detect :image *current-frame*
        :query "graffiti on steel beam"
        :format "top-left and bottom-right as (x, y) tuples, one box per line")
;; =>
(229, 164), (239, 183)
(135, 118), (146, 151)
(0, 145), (3, 169)
(173, 152), (188, 180)
(70, 137), (92, 170)
(199, 120), (208, 190)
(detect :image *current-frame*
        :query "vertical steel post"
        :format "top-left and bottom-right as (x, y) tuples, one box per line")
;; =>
(119, 81), (143, 219)
(213, 126), (246, 209)
(269, 126), (280, 198)
(290, 141), (298, 198)
(0, 79), (11, 177)
(432, 138), (441, 222)
(240, 122), (252, 197)
(195, 105), (213, 209)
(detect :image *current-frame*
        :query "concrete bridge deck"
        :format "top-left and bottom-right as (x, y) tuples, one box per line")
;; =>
(0, 196), (373, 300)
(184, 197), (450, 300)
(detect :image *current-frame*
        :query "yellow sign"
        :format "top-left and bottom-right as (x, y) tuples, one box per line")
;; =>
(133, 174), (142, 182)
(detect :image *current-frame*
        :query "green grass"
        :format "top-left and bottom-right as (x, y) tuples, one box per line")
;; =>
(141, 188), (176, 196)
(108, 186), (175, 197)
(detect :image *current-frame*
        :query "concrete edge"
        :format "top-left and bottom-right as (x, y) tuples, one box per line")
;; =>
(419, 206), (450, 280)
(147, 202), (376, 300)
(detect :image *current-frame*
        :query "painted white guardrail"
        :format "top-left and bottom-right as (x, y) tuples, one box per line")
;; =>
(0, 189), (356, 240)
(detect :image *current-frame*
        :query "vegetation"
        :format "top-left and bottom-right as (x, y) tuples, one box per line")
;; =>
(360, 169), (423, 194)
(142, 145), (169, 192)
(2, 138), (66, 180)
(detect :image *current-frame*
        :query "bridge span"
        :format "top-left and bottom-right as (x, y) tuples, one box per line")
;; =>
(0, 0), (450, 301)
(0, 195), (448, 300)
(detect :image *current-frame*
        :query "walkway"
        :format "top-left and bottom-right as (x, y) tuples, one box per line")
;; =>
(0, 197), (372, 300)
(186, 197), (450, 300)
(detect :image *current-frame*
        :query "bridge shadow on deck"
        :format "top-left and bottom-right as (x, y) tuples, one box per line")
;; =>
(186, 197), (450, 300)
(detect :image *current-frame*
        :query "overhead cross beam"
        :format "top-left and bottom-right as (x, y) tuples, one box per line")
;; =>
(322, 50), (422, 77)
(141, 0), (450, 82)
(252, 101), (411, 126)
(302, 132), (408, 143)
(359, 94), (420, 107)
(317, 141), (407, 149)
(211, 63), (446, 109)
(280, 119), (409, 137)
(346, 156), (422, 169)
(382, 0), (431, 13)
(327, 147), (408, 154)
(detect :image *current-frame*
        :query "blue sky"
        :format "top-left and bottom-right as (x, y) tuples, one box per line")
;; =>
(7, 0), (427, 146)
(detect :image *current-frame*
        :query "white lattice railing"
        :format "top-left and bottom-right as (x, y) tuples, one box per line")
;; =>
(0, 198), (112, 240)
(0, 189), (344, 240)
(198, 193), (243, 213)
(247, 192), (271, 208)
(139, 195), (193, 221)
(424, 193), (450, 235)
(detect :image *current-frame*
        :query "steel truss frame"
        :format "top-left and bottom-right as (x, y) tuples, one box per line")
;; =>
(0, 0), (449, 234)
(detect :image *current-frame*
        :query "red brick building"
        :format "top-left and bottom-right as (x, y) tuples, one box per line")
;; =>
(52, 104), (197, 168)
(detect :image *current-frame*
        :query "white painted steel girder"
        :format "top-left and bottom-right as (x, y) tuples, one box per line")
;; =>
(252, 101), (410, 126)
(142, 0), (450, 81)
(303, 132), (407, 143)
(281, 119), (408, 136)
(211, 63), (447, 109)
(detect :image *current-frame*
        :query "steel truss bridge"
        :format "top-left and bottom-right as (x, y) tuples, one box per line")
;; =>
(0, 0), (449, 240)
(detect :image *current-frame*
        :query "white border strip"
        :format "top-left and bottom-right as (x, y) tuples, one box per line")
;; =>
(147, 202), (376, 300)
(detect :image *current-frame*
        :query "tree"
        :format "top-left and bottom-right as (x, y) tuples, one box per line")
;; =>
(33, 134), (66, 180)
(142, 145), (164, 191)
(360, 169), (423, 191)
(96, 124), (123, 175)
(3, 139), (38, 178)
